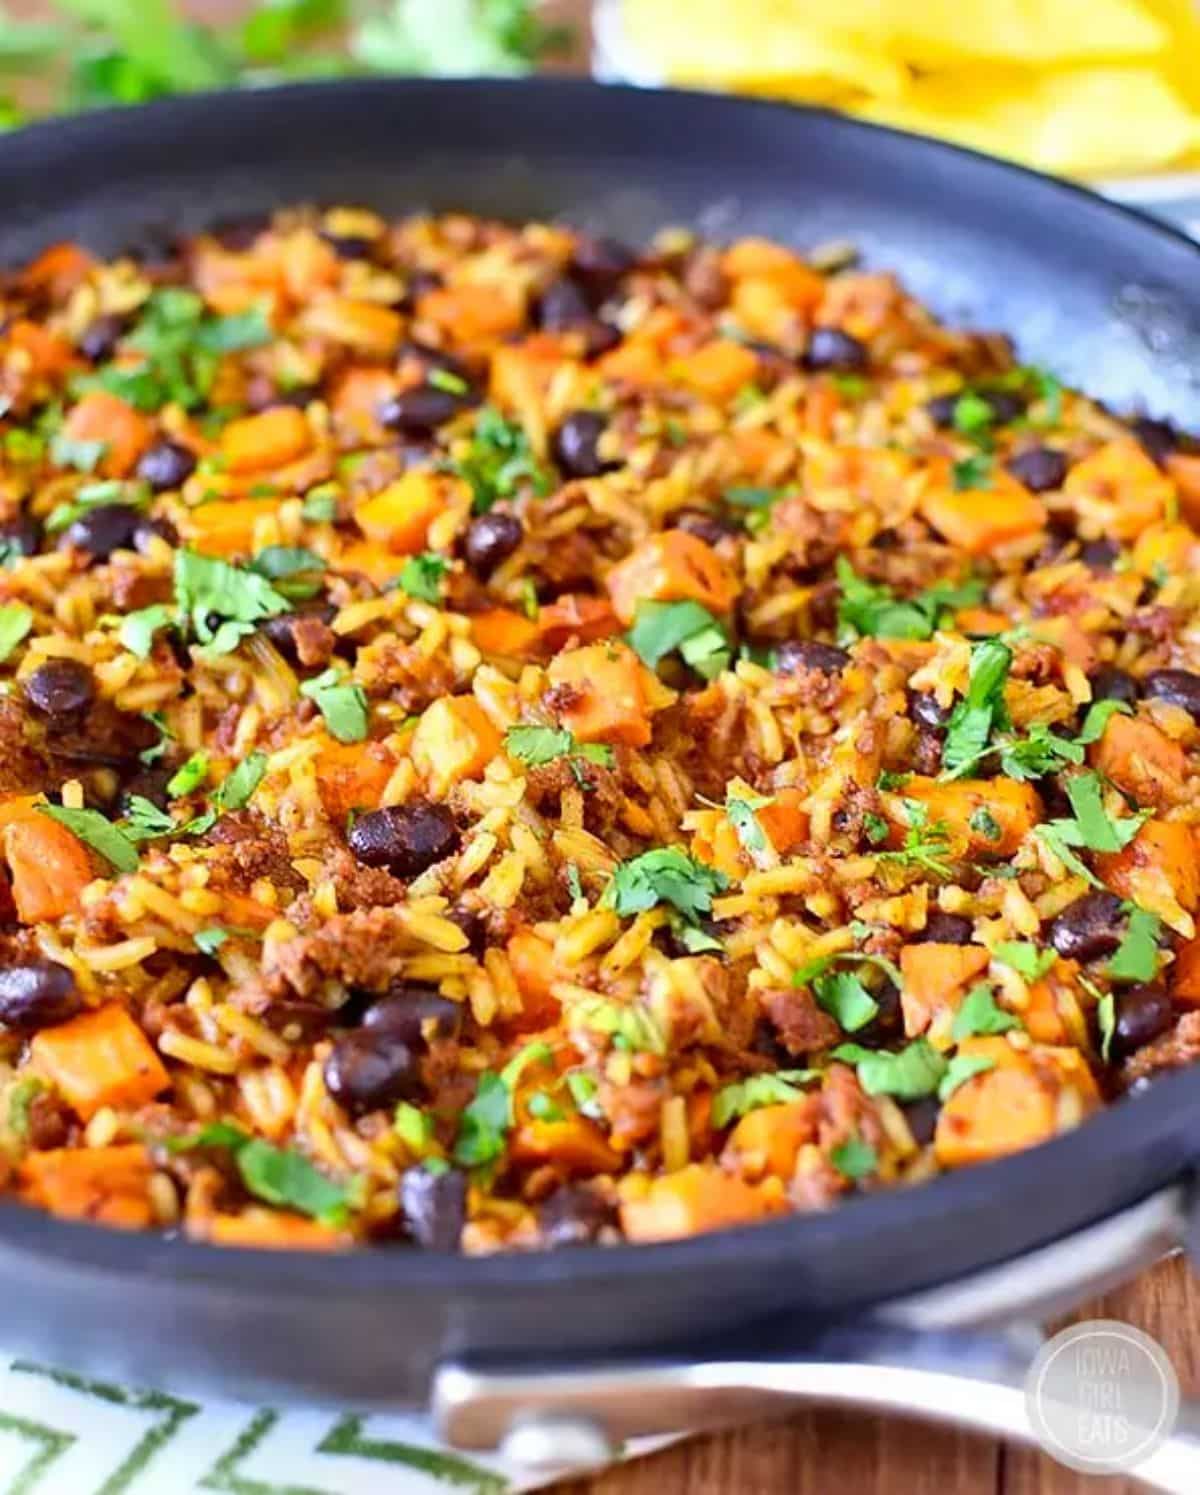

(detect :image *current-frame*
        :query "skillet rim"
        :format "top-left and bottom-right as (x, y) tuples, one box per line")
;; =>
(0, 75), (1199, 1297)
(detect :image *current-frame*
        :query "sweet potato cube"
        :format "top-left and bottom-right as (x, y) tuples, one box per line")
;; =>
(60, 391), (152, 479)
(547, 641), (654, 748)
(355, 471), (449, 555)
(606, 529), (737, 626)
(31, 1004), (169, 1120)
(919, 464), (1047, 554)
(934, 1038), (1056, 1169)
(619, 1163), (785, 1242)
(411, 695), (502, 796)
(1091, 712), (1186, 809)
(1097, 819), (1200, 932)
(220, 407), (313, 475)
(20, 1144), (153, 1229)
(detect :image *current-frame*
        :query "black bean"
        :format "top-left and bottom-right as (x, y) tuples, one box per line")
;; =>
(463, 512), (523, 577)
(804, 327), (867, 372)
(1048, 891), (1125, 962)
(553, 410), (614, 478)
(907, 689), (950, 732)
(0, 515), (40, 559)
(378, 385), (469, 435)
(348, 802), (459, 879)
(902, 1096), (940, 1146)
(401, 270), (444, 309)
(401, 1165), (467, 1250)
(1143, 669), (1200, 723)
(1111, 984), (1174, 1060)
(25, 659), (95, 720)
(536, 278), (592, 330)
(136, 440), (196, 493)
(1081, 538), (1121, 572)
(448, 904), (488, 956)
(52, 702), (158, 769)
(571, 236), (637, 291)
(916, 912), (975, 945)
(64, 503), (140, 560)
(854, 979), (902, 1045)
(134, 514), (178, 550)
(925, 393), (960, 428)
(1132, 416), (1178, 466)
(78, 313), (129, 363)
(674, 508), (738, 547)
(773, 640), (850, 676)
(1007, 446), (1068, 493)
(321, 231), (375, 261)
(538, 1184), (618, 1247)
(362, 988), (460, 1045)
(323, 1030), (419, 1115)
(0, 961), (81, 1033)
(581, 320), (622, 359)
(259, 603), (337, 666)
(1088, 666), (1141, 707)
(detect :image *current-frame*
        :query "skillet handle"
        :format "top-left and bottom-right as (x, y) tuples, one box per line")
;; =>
(433, 1325), (1200, 1492)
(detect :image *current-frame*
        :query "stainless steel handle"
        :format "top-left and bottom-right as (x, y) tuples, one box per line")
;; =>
(434, 1327), (1200, 1492)
(432, 1185), (1200, 1486)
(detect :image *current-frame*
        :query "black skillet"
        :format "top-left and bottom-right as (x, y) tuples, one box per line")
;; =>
(3, 77), (1200, 1465)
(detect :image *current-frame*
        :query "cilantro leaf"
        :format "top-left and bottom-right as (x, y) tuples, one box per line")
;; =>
(813, 968), (879, 1033)
(0, 604), (33, 663)
(167, 752), (209, 798)
(711, 1070), (819, 1129)
(194, 927), (229, 955)
(1077, 698), (1131, 745)
(952, 392), (995, 439)
(300, 668), (369, 744)
(119, 604), (175, 660)
(833, 1039), (947, 1100)
(1063, 772), (1147, 854)
(300, 487), (338, 523)
(396, 552), (449, 604)
(1098, 990), (1116, 1062)
(454, 406), (551, 513)
(174, 548), (290, 658)
(831, 1136), (878, 1180)
(47, 478), (150, 535)
(394, 1101), (434, 1154)
(249, 545), (325, 602)
(725, 790), (771, 861)
(603, 847), (728, 923)
(942, 638), (1013, 779)
(835, 557), (984, 644)
(994, 942), (1056, 981)
(938, 1052), (997, 1101)
(1107, 906), (1161, 983)
(969, 806), (1003, 842)
(453, 1040), (552, 1168)
(876, 799), (954, 880)
(627, 599), (730, 680)
(951, 984), (1021, 1040)
(505, 724), (574, 765)
(37, 804), (139, 874)
(996, 721), (1084, 783)
(952, 453), (993, 491)
(236, 1137), (349, 1224)
(49, 432), (107, 472)
(192, 304), (273, 353)
(214, 750), (267, 811)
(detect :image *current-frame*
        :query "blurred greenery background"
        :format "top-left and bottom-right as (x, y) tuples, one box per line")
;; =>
(0, 0), (579, 125)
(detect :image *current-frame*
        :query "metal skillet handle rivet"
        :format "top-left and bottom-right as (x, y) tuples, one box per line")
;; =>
(498, 1412), (618, 1473)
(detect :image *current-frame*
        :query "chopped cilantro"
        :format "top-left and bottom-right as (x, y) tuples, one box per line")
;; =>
(504, 723), (614, 772)
(249, 545), (325, 602)
(527, 1091), (565, 1121)
(1035, 772), (1149, 887)
(603, 847), (728, 923)
(627, 599), (731, 680)
(951, 984), (1021, 1040)
(36, 804), (139, 873)
(833, 1038), (947, 1100)
(952, 453), (993, 491)
(565, 1070), (601, 1117)
(876, 799), (954, 880)
(214, 750), (267, 811)
(428, 367), (469, 396)
(1077, 698), (1131, 745)
(941, 638), (1013, 779)
(1097, 990), (1116, 1062)
(571, 997), (666, 1054)
(301, 487), (338, 523)
(835, 557), (984, 644)
(7, 1076), (44, 1139)
(174, 548), (290, 658)
(725, 789), (771, 861)
(952, 392), (995, 439)
(938, 1052), (997, 1101)
(49, 432), (107, 472)
(1107, 906), (1161, 983)
(453, 1041), (552, 1169)
(711, 1070), (819, 1128)
(863, 812), (890, 846)
(394, 1102), (435, 1154)
(167, 752), (209, 798)
(994, 942), (1056, 981)
(138, 711), (173, 765)
(119, 604), (175, 660)
(396, 552), (450, 605)
(831, 1136), (878, 1180)
(454, 406), (551, 514)
(300, 668), (369, 744)
(969, 806), (1003, 842)
(813, 968), (879, 1033)
(194, 927), (229, 956)
(0, 604), (33, 663)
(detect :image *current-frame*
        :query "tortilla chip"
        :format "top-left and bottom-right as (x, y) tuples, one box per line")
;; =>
(621, 0), (909, 97)
(854, 63), (1200, 176)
